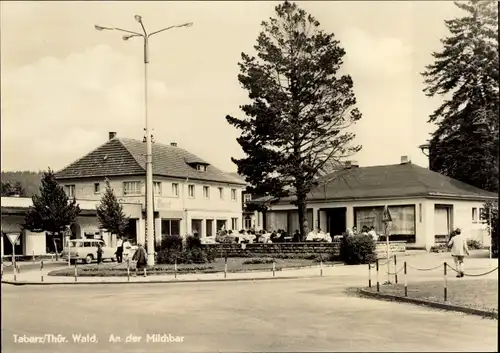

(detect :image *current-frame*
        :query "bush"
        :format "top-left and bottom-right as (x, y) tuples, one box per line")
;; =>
(161, 235), (183, 251)
(340, 234), (376, 265)
(467, 239), (483, 250)
(156, 247), (215, 265)
(242, 258), (274, 265)
(185, 235), (202, 249)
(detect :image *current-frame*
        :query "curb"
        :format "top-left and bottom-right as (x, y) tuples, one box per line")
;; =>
(1, 275), (321, 286)
(357, 288), (498, 320)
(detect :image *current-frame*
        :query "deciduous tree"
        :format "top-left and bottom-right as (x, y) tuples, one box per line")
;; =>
(226, 1), (362, 238)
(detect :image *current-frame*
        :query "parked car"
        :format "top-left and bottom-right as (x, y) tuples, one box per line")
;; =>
(61, 239), (116, 264)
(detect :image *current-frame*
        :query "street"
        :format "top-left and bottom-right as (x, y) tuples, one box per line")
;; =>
(2, 276), (497, 352)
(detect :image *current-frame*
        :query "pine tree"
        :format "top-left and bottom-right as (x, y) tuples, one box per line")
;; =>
(226, 1), (361, 238)
(24, 169), (81, 259)
(422, 0), (499, 193)
(96, 180), (129, 238)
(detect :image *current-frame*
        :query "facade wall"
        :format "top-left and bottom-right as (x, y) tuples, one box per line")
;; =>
(263, 197), (491, 250)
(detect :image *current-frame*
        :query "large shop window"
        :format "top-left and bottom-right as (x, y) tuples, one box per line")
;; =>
(354, 205), (416, 243)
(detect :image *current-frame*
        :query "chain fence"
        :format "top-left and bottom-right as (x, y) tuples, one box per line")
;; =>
(368, 256), (498, 302)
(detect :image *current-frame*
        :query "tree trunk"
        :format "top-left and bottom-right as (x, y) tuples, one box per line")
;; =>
(297, 193), (309, 241)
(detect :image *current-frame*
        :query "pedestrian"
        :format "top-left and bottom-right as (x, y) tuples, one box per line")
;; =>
(122, 238), (132, 262)
(447, 228), (470, 278)
(116, 236), (123, 263)
(96, 242), (103, 265)
(132, 243), (148, 277)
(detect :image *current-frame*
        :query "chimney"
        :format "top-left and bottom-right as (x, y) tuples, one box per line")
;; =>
(170, 142), (177, 147)
(345, 160), (359, 169)
(400, 155), (411, 164)
(109, 132), (117, 140)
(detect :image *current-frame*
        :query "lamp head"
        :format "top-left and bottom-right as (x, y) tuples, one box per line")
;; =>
(94, 25), (106, 31)
(134, 15), (142, 23)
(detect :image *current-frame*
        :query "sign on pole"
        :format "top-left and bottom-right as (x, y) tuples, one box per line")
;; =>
(382, 206), (392, 223)
(6, 233), (20, 246)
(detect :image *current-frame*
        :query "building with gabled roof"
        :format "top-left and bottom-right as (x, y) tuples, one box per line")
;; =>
(54, 132), (246, 247)
(252, 156), (496, 250)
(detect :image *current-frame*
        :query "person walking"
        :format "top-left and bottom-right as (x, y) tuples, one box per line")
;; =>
(96, 242), (103, 265)
(122, 238), (132, 262)
(448, 228), (470, 278)
(132, 243), (148, 277)
(116, 236), (123, 263)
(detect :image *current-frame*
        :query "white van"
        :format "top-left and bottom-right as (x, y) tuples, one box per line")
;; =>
(61, 239), (116, 264)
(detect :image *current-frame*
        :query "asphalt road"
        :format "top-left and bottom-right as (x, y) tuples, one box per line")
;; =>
(2, 276), (497, 352)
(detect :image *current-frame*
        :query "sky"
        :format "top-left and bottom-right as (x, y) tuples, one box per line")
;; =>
(0, 1), (463, 173)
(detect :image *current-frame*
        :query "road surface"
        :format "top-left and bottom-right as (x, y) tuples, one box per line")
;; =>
(2, 276), (497, 352)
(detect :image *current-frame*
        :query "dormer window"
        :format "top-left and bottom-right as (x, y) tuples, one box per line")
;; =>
(196, 164), (207, 172)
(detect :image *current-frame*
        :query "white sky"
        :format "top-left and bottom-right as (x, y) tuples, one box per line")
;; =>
(0, 1), (462, 173)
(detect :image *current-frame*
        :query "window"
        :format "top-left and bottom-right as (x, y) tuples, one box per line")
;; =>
(218, 187), (224, 199)
(243, 193), (252, 203)
(244, 216), (252, 229)
(203, 186), (210, 199)
(231, 189), (237, 201)
(479, 208), (487, 223)
(216, 219), (227, 231)
(196, 164), (207, 172)
(153, 182), (162, 196)
(123, 181), (141, 195)
(206, 219), (213, 237)
(191, 219), (202, 236)
(161, 219), (180, 237)
(231, 218), (238, 230)
(94, 183), (100, 194)
(172, 183), (179, 197)
(64, 185), (75, 198)
(472, 207), (478, 222)
(188, 185), (195, 198)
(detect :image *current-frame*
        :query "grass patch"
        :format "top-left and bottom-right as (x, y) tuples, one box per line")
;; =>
(366, 279), (498, 313)
(48, 258), (318, 277)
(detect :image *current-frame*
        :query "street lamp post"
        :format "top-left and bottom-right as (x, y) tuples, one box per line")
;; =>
(95, 16), (193, 266)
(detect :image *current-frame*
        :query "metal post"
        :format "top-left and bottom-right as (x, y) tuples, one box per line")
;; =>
(394, 254), (398, 284)
(368, 263), (372, 288)
(174, 257), (177, 279)
(224, 256), (228, 279)
(32, 250), (35, 264)
(127, 259), (130, 282)
(68, 238), (71, 267)
(385, 223), (391, 284)
(489, 209), (492, 261)
(320, 259), (323, 277)
(74, 262), (77, 282)
(41, 260), (44, 283)
(443, 262), (448, 302)
(376, 259), (380, 292)
(404, 261), (407, 297)
(272, 258), (276, 277)
(12, 247), (16, 276)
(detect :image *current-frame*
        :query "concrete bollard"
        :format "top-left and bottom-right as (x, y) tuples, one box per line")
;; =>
(320, 260), (323, 277)
(224, 257), (228, 279)
(272, 258), (276, 277)
(74, 263), (77, 282)
(32, 251), (35, 264)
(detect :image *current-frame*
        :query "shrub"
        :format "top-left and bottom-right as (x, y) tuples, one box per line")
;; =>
(242, 258), (274, 265)
(340, 234), (376, 265)
(467, 239), (483, 250)
(430, 244), (449, 253)
(161, 235), (183, 251)
(156, 247), (215, 265)
(185, 235), (202, 249)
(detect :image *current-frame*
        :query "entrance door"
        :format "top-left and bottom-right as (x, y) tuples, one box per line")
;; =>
(434, 205), (452, 243)
(327, 208), (347, 236)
